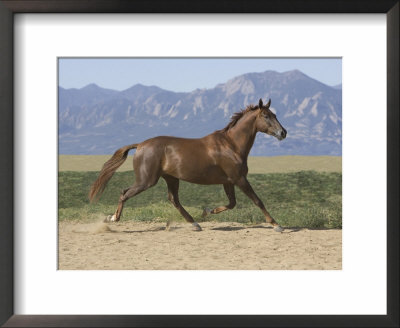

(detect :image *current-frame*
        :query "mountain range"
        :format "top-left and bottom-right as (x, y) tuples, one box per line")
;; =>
(59, 70), (342, 156)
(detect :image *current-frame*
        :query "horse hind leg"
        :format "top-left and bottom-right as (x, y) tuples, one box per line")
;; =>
(106, 173), (160, 222)
(163, 175), (202, 231)
(104, 183), (152, 222)
(202, 183), (236, 217)
(106, 151), (162, 222)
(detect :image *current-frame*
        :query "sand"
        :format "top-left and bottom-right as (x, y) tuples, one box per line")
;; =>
(58, 220), (341, 270)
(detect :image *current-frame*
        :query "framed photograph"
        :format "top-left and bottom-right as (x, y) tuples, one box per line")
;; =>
(1, 1), (398, 327)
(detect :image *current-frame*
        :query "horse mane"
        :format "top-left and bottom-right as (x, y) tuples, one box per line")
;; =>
(217, 104), (259, 133)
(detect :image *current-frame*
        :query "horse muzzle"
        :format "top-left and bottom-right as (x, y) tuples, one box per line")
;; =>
(276, 128), (287, 140)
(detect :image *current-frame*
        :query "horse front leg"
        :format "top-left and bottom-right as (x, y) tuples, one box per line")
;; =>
(202, 183), (236, 217)
(235, 177), (284, 232)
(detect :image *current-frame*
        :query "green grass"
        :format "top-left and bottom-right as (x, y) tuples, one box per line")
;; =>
(58, 171), (342, 229)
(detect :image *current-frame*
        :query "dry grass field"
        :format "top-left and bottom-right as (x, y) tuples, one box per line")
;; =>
(59, 155), (342, 173)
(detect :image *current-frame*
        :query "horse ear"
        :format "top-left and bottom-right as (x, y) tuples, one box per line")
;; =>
(259, 99), (263, 108)
(266, 99), (271, 108)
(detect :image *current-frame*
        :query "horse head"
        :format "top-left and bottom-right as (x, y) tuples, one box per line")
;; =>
(255, 98), (287, 140)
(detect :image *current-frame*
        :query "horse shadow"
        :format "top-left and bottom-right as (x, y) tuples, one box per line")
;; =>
(210, 224), (281, 232)
(122, 226), (183, 233)
(283, 226), (340, 231)
(119, 224), (337, 234)
(210, 225), (337, 233)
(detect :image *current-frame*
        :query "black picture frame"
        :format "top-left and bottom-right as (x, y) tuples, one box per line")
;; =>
(0, 1), (398, 327)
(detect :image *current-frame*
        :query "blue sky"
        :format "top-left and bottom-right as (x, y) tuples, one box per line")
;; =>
(59, 58), (341, 92)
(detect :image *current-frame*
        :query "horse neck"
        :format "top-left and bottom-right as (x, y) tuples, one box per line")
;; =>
(227, 112), (258, 158)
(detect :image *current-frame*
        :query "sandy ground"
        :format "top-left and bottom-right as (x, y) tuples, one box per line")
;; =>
(59, 220), (341, 270)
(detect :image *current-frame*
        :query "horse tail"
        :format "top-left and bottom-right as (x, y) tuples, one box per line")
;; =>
(88, 143), (139, 202)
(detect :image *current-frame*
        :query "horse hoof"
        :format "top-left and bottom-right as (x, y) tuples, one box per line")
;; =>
(104, 214), (117, 222)
(165, 220), (171, 231)
(192, 222), (202, 231)
(202, 208), (212, 218)
(274, 225), (284, 232)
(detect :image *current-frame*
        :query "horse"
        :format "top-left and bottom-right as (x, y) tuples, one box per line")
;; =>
(89, 98), (287, 232)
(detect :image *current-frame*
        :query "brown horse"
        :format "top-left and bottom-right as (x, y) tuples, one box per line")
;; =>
(89, 98), (287, 232)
